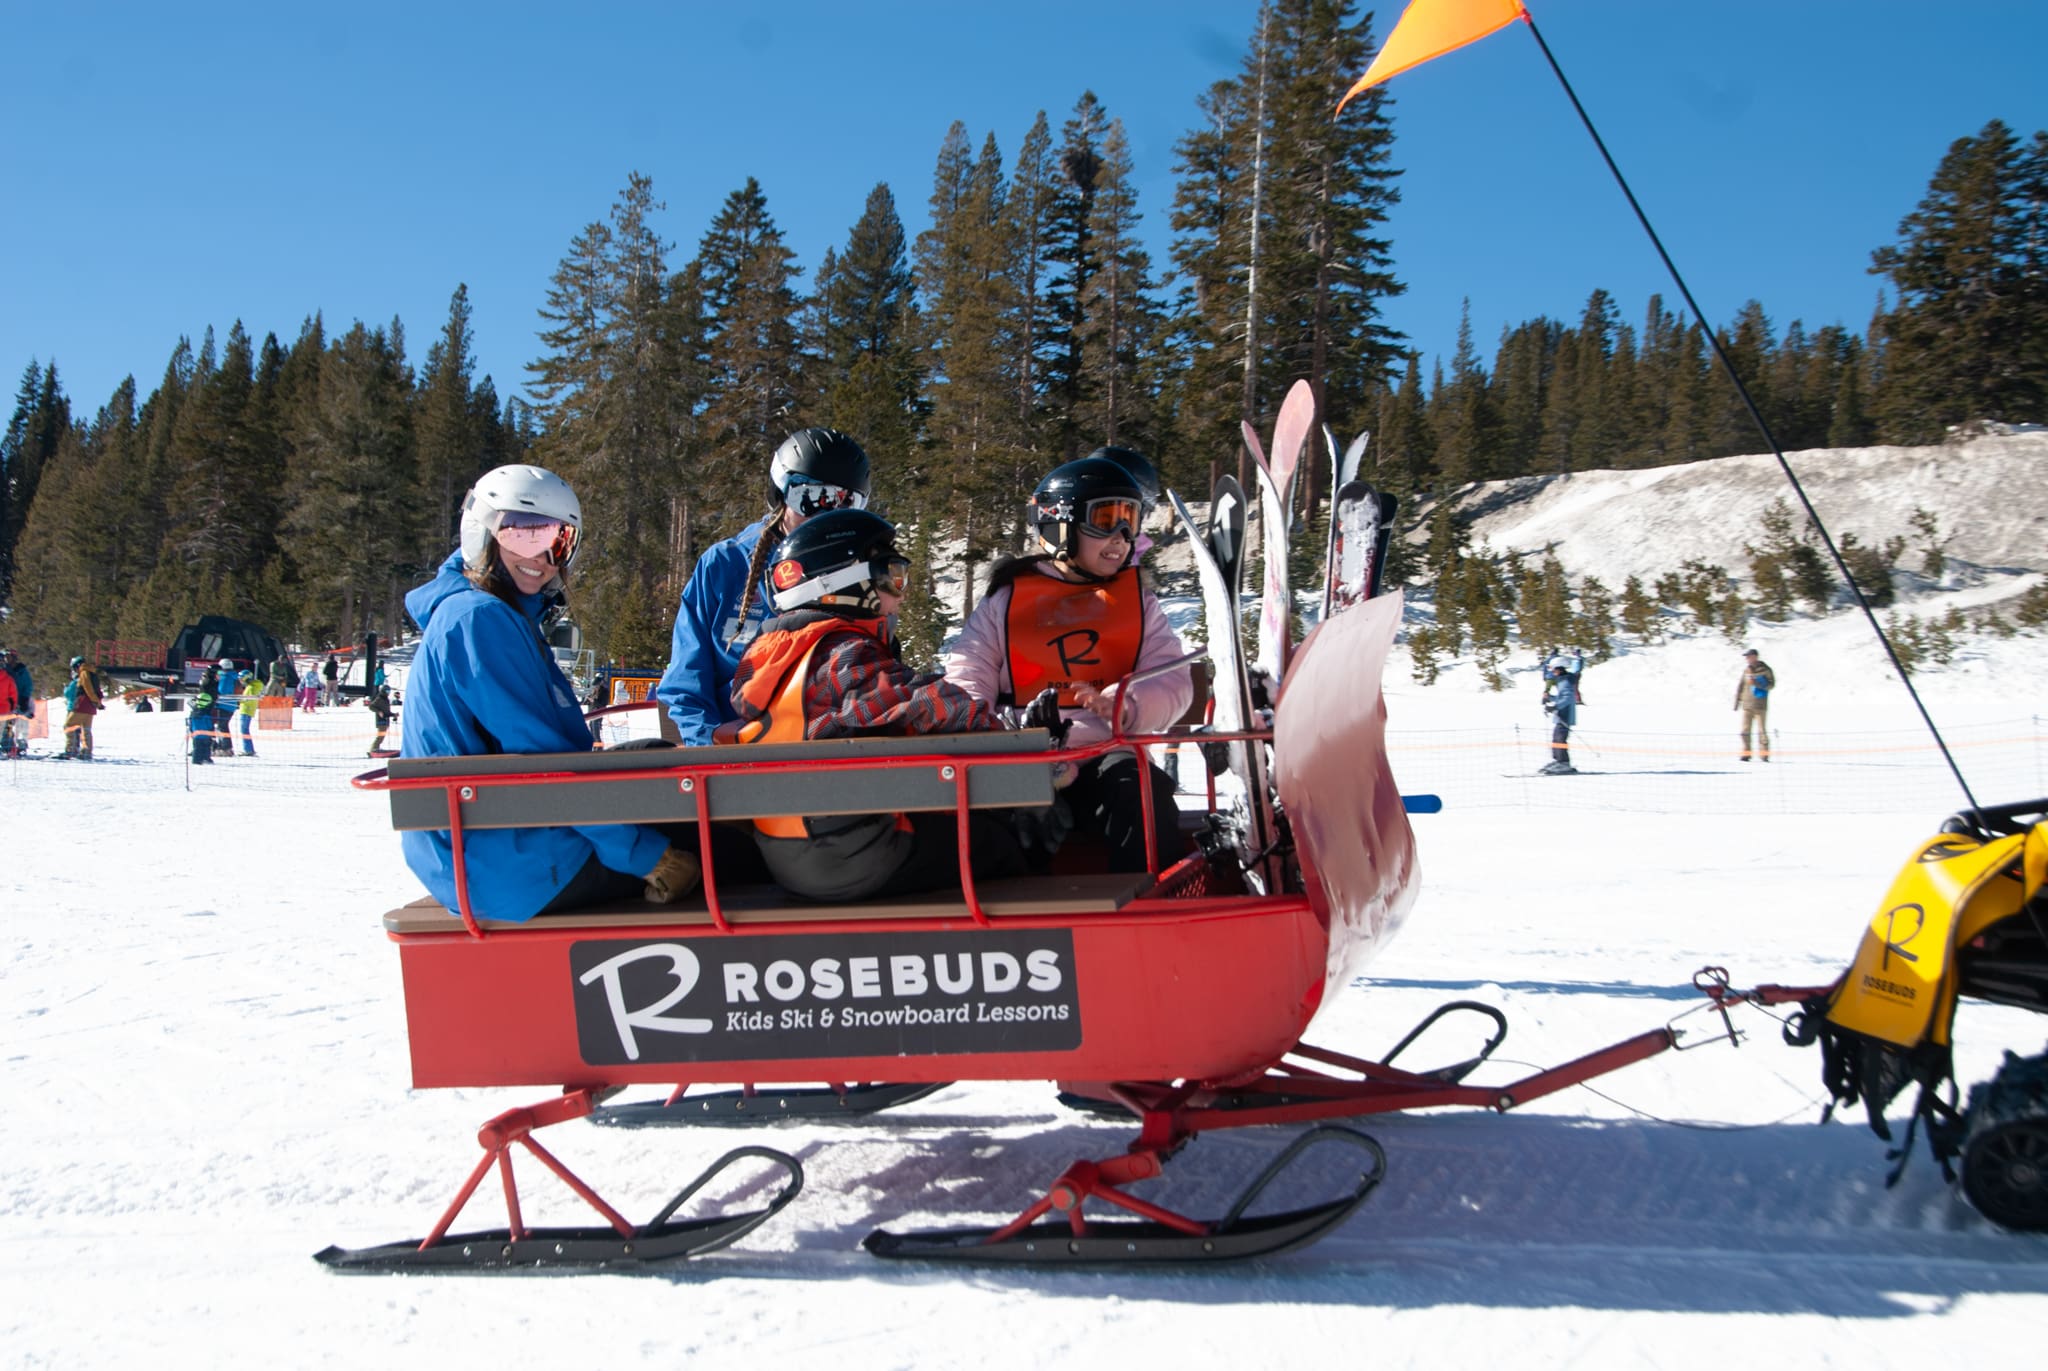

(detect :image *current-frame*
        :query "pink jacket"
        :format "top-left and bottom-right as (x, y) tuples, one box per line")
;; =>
(943, 566), (1194, 752)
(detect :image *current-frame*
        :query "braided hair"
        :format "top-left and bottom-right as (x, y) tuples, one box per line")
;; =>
(726, 498), (788, 647)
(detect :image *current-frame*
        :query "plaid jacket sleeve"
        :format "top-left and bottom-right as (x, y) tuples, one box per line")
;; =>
(805, 635), (1003, 739)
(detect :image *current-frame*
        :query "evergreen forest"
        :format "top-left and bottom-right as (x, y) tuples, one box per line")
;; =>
(3, 0), (2045, 687)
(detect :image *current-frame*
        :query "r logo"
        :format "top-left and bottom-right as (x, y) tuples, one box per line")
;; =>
(1879, 902), (1924, 969)
(577, 943), (713, 1061)
(1049, 628), (1102, 676)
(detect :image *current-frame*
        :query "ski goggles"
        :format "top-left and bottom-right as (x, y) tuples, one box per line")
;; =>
(492, 510), (578, 565)
(1077, 496), (1141, 540)
(771, 555), (911, 609)
(783, 477), (868, 519)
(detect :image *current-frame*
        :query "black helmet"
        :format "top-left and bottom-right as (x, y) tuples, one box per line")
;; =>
(767, 508), (908, 619)
(1085, 445), (1161, 515)
(770, 428), (873, 519)
(1029, 457), (1145, 565)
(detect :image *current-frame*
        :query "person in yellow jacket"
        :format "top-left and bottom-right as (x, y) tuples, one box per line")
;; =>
(61, 655), (105, 759)
(236, 672), (263, 756)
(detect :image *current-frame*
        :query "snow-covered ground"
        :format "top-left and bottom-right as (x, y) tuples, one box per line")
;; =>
(5, 439), (2046, 1368)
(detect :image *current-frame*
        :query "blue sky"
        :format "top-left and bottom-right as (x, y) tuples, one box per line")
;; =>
(7, 1), (2047, 418)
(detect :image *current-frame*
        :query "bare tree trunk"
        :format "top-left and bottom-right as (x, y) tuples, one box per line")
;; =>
(1236, 4), (1272, 495)
(669, 493), (692, 594)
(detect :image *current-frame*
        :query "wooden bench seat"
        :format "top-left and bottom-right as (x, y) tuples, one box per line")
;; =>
(384, 731), (1057, 833)
(383, 870), (1155, 935)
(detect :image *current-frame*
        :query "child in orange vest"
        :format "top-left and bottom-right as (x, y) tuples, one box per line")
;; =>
(943, 455), (1192, 872)
(729, 509), (1026, 902)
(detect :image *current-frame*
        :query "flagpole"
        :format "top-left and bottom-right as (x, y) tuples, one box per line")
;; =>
(1515, 10), (1982, 816)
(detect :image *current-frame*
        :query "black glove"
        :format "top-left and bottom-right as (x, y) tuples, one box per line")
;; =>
(1009, 796), (1075, 859)
(1019, 687), (1072, 747)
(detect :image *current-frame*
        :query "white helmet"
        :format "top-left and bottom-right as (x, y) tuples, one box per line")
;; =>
(459, 465), (583, 578)
(218, 658), (233, 668)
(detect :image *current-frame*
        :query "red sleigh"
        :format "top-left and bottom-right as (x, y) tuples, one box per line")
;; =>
(319, 594), (1757, 1271)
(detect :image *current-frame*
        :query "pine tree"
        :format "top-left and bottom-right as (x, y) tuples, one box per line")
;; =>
(1374, 351), (1433, 493)
(816, 184), (925, 510)
(160, 322), (278, 600)
(1492, 319), (1555, 477)
(1871, 119), (2047, 435)
(1516, 550), (1573, 649)
(1043, 92), (1110, 459)
(1003, 112), (1059, 494)
(1167, 0), (1405, 501)
(1431, 301), (1497, 483)
(1073, 118), (1161, 455)
(1618, 574), (1659, 643)
(0, 361), (69, 604)
(918, 127), (1039, 605)
(415, 285), (488, 567)
(1574, 574), (1614, 661)
(1705, 299), (1774, 457)
(281, 322), (417, 645)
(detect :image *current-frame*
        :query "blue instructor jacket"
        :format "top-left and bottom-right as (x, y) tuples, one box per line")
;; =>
(400, 551), (668, 922)
(653, 517), (777, 746)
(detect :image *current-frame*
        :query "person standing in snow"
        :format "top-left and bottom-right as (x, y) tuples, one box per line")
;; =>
(188, 667), (218, 765)
(1735, 648), (1774, 761)
(1540, 654), (1581, 775)
(0, 647), (27, 757)
(398, 464), (699, 923)
(236, 670), (263, 756)
(367, 683), (394, 756)
(0, 656), (18, 755)
(212, 658), (241, 756)
(321, 652), (340, 707)
(61, 655), (105, 759)
(655, 428), (873, 748)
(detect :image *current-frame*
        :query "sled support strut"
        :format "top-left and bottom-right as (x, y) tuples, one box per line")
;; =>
(314, 1088), (804, 1274)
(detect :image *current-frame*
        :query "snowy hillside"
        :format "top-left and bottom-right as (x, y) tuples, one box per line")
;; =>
(1409, 428), (2048, 595)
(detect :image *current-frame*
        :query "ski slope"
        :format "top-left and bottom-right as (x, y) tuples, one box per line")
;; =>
(5, 616), (2044, 1367)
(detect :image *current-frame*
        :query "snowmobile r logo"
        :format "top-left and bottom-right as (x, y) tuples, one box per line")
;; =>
(569, 929), (1082, 1066)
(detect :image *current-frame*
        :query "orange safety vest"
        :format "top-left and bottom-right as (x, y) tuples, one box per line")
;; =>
(732, 617), (903, 840)
(1004, 568), (1145, 708)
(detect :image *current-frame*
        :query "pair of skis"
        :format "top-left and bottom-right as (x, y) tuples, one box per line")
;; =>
(1170, 380), (1400, 888)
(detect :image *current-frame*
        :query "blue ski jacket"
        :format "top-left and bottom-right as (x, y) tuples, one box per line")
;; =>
(655, 517), (777, 746)
(1543, 673), (1579, 727)
(400, 550), (669, 923)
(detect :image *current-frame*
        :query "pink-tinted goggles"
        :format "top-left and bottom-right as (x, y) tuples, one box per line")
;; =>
(493, 511), (578, 565)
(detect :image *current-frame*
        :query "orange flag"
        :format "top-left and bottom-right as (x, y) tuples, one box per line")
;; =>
(1337, 0), (1528, 111)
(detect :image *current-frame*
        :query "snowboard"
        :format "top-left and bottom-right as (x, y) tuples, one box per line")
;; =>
(1324, 481), (1399, 616)
(1245, 379), (1313, 686)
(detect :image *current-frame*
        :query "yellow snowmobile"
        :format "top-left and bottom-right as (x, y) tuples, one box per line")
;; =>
(1787, 797), (2048, 1230)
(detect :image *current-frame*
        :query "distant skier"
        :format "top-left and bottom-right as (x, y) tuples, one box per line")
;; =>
(1540, 652), (1582, 775)
(60, 655), (105, 759)
(1735, 648), (1774, 761)
(0, 647), (30, 756)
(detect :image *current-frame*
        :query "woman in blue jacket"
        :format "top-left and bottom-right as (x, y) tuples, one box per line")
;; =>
(400, 464), (700, 922)
(654, 429), (872, 747)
